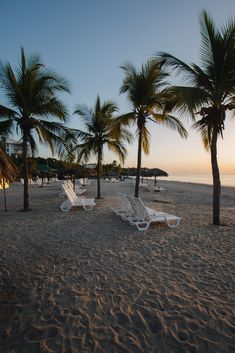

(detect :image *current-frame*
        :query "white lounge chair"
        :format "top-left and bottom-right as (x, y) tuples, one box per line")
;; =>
(111, 192), (132, 220)
(111, 178), (119, 183)
(21, 178), (37, 186)
(79, 178), (91, 186)
(35, 178), (51, 187)
(51, 177), (60, 182)
(60, 184), (95, 212)
(146, 184), (165, 192)
(139, 182), (149, 188)
(59, 180), (86, 197)
(125, 195), (181, 231)
(154, 185), (165, 192)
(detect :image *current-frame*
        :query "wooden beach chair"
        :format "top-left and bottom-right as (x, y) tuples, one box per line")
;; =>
(125, 195), (181, 231)
(60, 184), (95, 212)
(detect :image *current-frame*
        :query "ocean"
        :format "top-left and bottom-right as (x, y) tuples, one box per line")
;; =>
(156, 174), (235, 187)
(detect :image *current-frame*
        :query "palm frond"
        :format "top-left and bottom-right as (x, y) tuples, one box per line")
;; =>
(193, 118), (211, 150)
(162, 86), (210, 117)
(157, 52), (198, 84)
(151, 113), (188, 138)
(107, 140), (127, 164)
(0, 119), (15, 136)
(73, 96), (129, 165)
(0, 47), (70, 162)
(0, 147), (17, 182)
(141, 126), (151, 155)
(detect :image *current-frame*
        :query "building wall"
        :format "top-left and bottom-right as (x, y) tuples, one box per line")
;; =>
(5, 142), (23, 157)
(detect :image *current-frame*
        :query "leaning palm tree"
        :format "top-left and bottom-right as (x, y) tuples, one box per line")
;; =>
(119, 59), (188, 197)
(157, 11), (235, 225)
(0, 48), (72, 210)
(73, 96), (131, 199)
(0, 147), (17, 211)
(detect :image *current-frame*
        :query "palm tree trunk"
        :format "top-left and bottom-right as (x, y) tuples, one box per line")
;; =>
(22, 133), (29, 211)
(135, 126), (143, 198)
(97, 149), (102, 199)
(210, 127), (221, 225)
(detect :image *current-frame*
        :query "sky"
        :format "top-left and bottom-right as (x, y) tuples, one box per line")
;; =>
(1, 0), (235, 175)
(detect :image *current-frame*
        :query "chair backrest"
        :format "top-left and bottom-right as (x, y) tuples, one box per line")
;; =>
(36, 179), (41, 185)
(64, 180), (82, 192)
(139, 183), (148, 188)
(62, 184), (77, 202)
(117, 193), (131, 213)
(79, 178), (87, 185)
(29, 178), (34, 185)
(125, 195), (142, 218)
(64, 179), (73, 188)
(131, 196), (150, 220)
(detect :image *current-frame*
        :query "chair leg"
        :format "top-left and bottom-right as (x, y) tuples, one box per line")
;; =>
(60, 200), (72, 212)
(166, 217), (181, 228)
(135, 221), (150, 231)
(83, 204), (94, 211)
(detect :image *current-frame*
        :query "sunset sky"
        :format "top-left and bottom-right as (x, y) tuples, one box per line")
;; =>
(1, 0), (235, 174)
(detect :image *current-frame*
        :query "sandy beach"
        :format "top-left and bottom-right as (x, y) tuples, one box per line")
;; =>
(0, 179), (234, 353)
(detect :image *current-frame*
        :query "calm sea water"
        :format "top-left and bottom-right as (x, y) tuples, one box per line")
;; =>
(156, 174), (235, 187)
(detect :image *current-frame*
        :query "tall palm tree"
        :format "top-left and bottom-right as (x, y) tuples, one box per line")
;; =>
(73, 96), (131, 199)
(0, 48), (71, 210)
(0, 147), (17, 211)
(157, 11), (235, 225)
(119, 59), (188, 197)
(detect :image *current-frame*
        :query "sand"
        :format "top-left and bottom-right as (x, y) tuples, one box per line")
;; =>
(0, 179), (234, 353)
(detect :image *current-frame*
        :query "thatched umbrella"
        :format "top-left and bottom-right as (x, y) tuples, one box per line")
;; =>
(139, 168), (168, 186)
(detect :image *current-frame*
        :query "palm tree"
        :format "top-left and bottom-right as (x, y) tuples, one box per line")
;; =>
(119, 59), (188, 197)
(73, 96), (131, 199)
(0, 147), (17, 211)
(157, 11), (235, 225)
(0, 48), (72, 210)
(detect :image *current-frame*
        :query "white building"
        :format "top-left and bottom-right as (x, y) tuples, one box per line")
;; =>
(84, 163), (97, 169)
(5, 138), (23, 157)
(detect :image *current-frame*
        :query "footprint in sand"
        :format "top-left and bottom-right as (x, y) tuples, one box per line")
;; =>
(25, 326), (59, 342)
(143, 310), (163, 334)
(187, 320), (200, 333)
(177, 330), (189, 341)
(115, 312), (130, 326)
(44, 338), (62, 352)
(148, 317), (163, 334)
